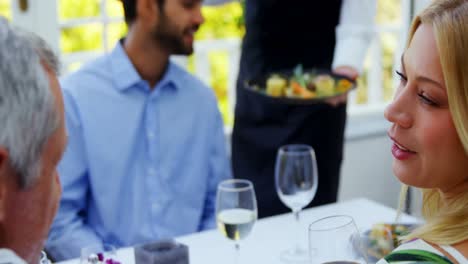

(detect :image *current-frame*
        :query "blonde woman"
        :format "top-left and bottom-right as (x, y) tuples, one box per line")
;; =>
(377, 0), (468, 263)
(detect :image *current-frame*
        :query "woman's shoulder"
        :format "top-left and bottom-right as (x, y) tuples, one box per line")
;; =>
(376, 239), (461, 264)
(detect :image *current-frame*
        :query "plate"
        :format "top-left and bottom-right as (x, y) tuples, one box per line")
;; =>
(244, 65), (357, 105)
(359, 223), (418, 262)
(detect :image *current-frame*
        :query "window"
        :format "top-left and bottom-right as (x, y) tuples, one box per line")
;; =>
(59, 0), (126, 71)
(0, 0), (11, 20)
(1, 0), (426, 126)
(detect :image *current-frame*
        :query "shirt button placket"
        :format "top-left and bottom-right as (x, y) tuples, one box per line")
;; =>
(148, 167), (156, 176)
(146, 95), (162, 234)
(147, 131), (155, 140)
(147, 166), (160, 232)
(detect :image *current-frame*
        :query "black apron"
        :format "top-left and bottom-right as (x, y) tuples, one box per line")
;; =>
(232, 0), (346, 218)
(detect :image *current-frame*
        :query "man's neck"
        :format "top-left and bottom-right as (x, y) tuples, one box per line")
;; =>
(123, 31), (169, 89)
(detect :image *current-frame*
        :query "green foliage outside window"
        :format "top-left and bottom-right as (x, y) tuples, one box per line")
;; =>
(60, 0), (126, 53)
(377, 0), (401, 102)
(59, 0), (243, 125)
(0, 0), (11, 19)
(196, 2), (244, 125)
(0, 0), (401, 125)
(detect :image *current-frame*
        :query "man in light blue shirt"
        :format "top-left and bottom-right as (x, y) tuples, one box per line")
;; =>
(46, 0), (231, 260)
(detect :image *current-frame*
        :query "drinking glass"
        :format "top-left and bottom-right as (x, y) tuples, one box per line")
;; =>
(275, 144), (318, 262)
(308, 215), (368, 264)
(216, 179), (258, 264)
(80, 244), (118, 264)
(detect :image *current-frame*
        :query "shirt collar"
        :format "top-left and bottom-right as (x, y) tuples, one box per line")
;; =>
(155, 59), (182, 91)
(109, 40), (142, 92)
(110, 39), (183, 92)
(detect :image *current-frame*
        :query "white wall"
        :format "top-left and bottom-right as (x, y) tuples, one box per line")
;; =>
(337, 110), (423, 216)
(338, 132), (401, 210)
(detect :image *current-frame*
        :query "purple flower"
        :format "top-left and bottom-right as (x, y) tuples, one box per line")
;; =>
(105, 258), (121, 264)
(97, 253), (104, 262)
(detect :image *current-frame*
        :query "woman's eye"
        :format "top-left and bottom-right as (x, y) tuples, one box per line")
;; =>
(395, 70), (407, 83)
(394, 70), (439, 107)
(418, 92), (438, 106)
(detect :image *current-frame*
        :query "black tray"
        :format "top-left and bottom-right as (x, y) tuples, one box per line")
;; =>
(244, 68), (357, 105)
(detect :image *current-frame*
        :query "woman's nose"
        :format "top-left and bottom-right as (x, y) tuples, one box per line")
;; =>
(384, 89), (413, 129)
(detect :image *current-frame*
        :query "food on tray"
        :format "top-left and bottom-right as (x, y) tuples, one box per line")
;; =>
(315, 74), (336, 96)
(364, 223), (415, 261)
(290, 80), (316, 99)
(337, 79), (354, 93)
(251, 65), (355, 101)
(266, 75), (287, 97)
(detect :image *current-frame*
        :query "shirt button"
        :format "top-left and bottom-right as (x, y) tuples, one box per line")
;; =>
(148, 168), (156, 176)
(147, 131), (155, 140)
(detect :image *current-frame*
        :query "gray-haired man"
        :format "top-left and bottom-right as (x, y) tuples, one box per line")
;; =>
(0, 18), (67, 264)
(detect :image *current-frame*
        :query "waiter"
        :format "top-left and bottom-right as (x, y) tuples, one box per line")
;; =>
(207, 0), (377, 217)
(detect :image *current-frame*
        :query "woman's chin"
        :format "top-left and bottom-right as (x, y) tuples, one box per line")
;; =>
(392, 162), (419, 187)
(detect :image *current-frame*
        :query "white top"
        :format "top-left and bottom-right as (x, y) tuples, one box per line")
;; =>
(440, 244), (468, 263)
(0, 249), (27, 264)
(377, 239), (468, 264)
(203, 0), (377, 73)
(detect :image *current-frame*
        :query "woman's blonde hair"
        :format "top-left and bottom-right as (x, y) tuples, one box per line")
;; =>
(399, 0), (468, 245)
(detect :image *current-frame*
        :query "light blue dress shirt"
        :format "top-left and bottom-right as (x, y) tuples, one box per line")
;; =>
(46, 42), (231, 260)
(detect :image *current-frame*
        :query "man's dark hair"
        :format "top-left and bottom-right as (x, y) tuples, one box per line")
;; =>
(121, 0), (165, 25)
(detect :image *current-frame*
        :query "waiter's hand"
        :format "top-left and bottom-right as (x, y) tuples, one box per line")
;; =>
(325, 66), (359, 107)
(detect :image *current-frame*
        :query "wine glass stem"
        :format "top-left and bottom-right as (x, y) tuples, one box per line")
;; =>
(294, 209), (302, 252)
(234, 242), (240, 264)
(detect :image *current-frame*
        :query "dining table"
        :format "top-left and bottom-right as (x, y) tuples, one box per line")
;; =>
(58, 198), (420, 264)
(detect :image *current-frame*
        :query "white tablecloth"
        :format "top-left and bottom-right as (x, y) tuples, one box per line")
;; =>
(58, 198), (419, 264)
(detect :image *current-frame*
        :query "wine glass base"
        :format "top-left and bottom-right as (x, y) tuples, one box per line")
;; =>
(280, 247), (310, 263)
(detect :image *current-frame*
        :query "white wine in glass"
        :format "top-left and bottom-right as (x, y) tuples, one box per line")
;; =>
(275, 144), (318, 263)
(216, 179), (257, 264)
(218, 208), (256, 240)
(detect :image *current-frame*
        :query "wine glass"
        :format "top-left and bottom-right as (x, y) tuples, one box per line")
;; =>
(216, 179), (258, 264)
(275, 144), (318, 262)
(308, 215), (369, 264)
(80, 243), (118, 264)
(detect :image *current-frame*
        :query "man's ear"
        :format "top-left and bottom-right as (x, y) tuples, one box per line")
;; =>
(0, 147), (10, 222)
(136, 0), (160, 26)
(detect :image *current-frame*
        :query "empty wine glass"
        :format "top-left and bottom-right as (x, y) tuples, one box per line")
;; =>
(275, 144), (318, 262)
(216, 179), (258, 264)
(308, 215), (368, 264)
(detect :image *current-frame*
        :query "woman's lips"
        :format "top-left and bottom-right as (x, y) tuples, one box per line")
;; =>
(391, 143), (416, 160)
(391, 139), (416, 161)
(388, 133), (416, 160)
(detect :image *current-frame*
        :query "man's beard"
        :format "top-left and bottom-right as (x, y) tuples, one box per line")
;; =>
(153, 15), (197, 55)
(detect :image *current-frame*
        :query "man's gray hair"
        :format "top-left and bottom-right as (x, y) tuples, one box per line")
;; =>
(0, 17), (60, 188)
